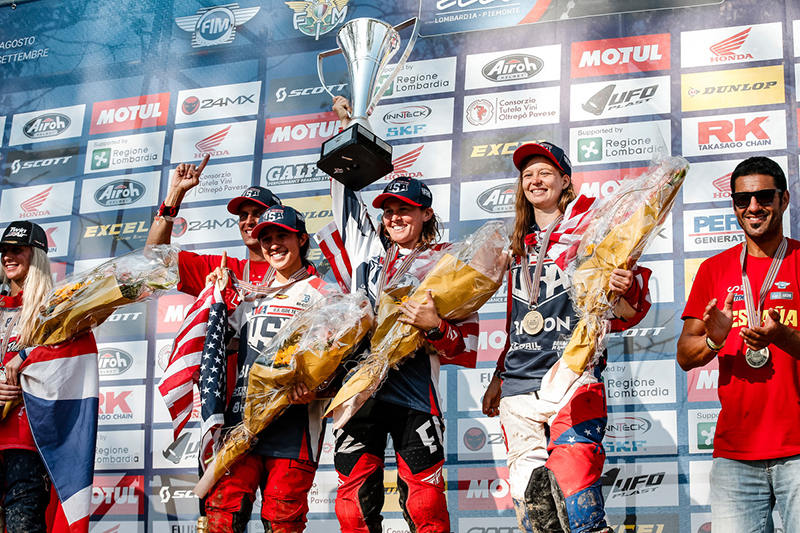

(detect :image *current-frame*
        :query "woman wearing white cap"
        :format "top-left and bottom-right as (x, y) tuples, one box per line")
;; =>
(481, 142), (652, 533)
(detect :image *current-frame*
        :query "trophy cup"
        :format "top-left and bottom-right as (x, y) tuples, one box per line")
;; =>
(316, 17), (418, 190)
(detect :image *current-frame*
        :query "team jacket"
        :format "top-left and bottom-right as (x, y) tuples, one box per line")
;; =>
(0, 293), (36, 451)
(497, 227), (652, 398)
(323, 180), (479, 416)
(223, 274), (329, 462)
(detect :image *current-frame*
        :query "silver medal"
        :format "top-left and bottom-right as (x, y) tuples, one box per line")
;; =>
(745, 347), (770, 369)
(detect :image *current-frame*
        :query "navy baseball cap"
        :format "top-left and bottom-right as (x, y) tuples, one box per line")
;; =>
(513, 142), (572, 177)
(372, 177), (433, 209)
(0, 221), (48, 253)
(226, 186), (281, 215)
(252, 205), (307, 240)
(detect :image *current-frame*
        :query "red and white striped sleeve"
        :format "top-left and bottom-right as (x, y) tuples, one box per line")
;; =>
(431, 311), (479, 369)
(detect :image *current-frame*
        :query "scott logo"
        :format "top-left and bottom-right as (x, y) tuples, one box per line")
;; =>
(175, 4), (260, 48)
(482, 54), (543, 82)
(477, 183), (515, 214)
(98, 349), (133, 376)
(94, 180), (145, 207)
(23, 114), (70, 139)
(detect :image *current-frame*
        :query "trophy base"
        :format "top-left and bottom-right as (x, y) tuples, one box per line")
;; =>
(317, 123), (394, 191)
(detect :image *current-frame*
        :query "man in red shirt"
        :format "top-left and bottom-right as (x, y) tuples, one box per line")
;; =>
(146, 155), (282, 298)
(678, 156), (800, 530)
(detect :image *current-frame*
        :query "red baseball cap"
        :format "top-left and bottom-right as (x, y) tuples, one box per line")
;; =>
(512, 142), (572, 176)
(226, 186), (281, 215)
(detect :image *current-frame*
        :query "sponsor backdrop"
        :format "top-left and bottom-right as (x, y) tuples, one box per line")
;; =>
(0, 0), (797, 531)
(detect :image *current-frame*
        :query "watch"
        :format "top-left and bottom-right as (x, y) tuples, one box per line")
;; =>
(425, 324), (445, 341)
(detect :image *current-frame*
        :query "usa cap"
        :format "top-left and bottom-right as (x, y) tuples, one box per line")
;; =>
(251, 205), (307, 240)
(226, 186), (282, 215)
(512, 142), (572, 177)
(0, 221), (48, 253)
(371, 176), (433, 209)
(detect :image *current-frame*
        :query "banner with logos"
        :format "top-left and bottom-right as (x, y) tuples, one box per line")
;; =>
(1, 0), (798, 531)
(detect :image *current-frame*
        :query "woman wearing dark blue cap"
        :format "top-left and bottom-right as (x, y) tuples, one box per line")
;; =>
(482, 143), (652, 533)
(325, 96), (479, 533)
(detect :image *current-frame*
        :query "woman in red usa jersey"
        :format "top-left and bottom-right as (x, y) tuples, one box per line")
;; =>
(324, 96), (478, 533)
(203, 205), (330, 533)
(481, 143), (651, 533)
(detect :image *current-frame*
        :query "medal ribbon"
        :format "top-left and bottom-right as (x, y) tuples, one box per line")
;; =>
(522, 215), (563, 309)
(740, 237), (787, 328)
(375, 243), (427, 309)
(233, 263), (309, 301)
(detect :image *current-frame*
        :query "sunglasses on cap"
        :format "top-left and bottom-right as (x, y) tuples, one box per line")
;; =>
(732, 189), (781, 209)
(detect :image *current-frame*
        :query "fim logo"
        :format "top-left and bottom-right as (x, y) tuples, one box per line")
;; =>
(697, 422), (716, 450)
(577, 137), (602, 163)
(286, 0), (350, 40)
(175, 4), (260, 48)
(91, 148), (111, 170)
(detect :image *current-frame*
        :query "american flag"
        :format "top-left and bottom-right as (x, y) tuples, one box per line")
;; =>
(159, 283), (228, 455)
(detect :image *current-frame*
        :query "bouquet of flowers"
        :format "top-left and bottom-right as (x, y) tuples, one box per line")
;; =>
(194, 290), (373, 497)
(537, 156), (688, 401)
(31, 245), (180, 346)
(325, 220), (510, 426)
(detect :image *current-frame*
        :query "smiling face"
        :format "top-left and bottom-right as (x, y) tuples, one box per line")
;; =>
(733, 173), (788, 243)
(258, 225), (307, 276)
(381, 198), (433, 249)
(237, 200), (268, 250)
(520, 156), (570, 213)
(1, 244), (32, 287)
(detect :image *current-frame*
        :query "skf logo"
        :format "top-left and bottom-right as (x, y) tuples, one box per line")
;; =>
(195, 126), (231, 158)
(482, 54), (543, 83)
(23, 113), (70, 139)
(571, 34), (670, 77)
(264, 112), (340, 153)
(175, 4), (260, 48)
(477, 183), (515, 214)
(710, 27), (753, 62)
(20, 186), (51, 217)
(465, 100), (493, 127)
(94, 180), (145, 208)
(712, 173), (732, 198)
(582, 84), (658, 116)
(98, 349), (133, 376)
(90, 93), (169, 134)
(286, 0), (349, 40)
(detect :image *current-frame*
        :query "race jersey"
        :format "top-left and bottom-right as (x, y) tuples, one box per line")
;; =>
(224, 274), (329, 462)
(325, 180), (479, 416)
(683, 239), (800, 461)
(0, 292), (36, 451)
(177, 250), (271, 305)
(498, 224), (651, 398)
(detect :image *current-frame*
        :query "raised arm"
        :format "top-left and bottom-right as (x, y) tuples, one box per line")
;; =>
(677, 292), (733, 371)
(146, 154), (210, 246)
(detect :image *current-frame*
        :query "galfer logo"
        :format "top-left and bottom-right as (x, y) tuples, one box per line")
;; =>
(286, 0), (349, 40)
(94, 180), (145, 207)
(477, 183), (515, 214)
(482, 54), (543, 82)
(175, 4), (260, 48)
(23, 114), (70, 139)
(582, 84), (658, 116)
(382, 105), (432, 125)
(710, 27), (753, 62)
(195, 126), (231, 157)
(463, 427), (487, 451)
(98, 349), (133, 376)
(465, 100), (493, 127)
(20, 186), (52, 216)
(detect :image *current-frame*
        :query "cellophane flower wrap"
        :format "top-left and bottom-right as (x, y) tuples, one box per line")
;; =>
(556, 156), (689, 377)
(31, 245), (180, 346)
(325, 220), (510, 425)
(194, 290), (373, 498)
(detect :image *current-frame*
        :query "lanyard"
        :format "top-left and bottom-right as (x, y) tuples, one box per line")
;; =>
(740, 237), (787, 328)
(235, 264), (310, 301)
(522, 215), (563, 310)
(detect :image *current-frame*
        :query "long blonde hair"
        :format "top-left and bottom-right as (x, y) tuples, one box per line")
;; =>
(1, 247), (52, 347)
(510, 156), (576, 257)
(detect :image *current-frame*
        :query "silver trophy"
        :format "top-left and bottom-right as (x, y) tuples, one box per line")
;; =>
(316, 17), (418, 190)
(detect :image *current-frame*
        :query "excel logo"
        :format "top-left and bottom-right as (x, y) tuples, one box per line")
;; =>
(91, 148), (111, 170)
(578, 137), (602, 162)
(697, 422), (715, 450)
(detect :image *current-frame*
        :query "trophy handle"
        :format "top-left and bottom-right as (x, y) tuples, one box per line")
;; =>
(365, 17), (419, 118)
(318, 48), (350, 116)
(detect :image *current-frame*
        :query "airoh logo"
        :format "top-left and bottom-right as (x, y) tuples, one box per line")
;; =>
(23, 114), (71, 139)
(482, 54), (544, 83)
(20, 187), (52, 216)
(383, 105), (432, 125)
(710, 27), (753, 62)
(175, 4), (260, 48)
(94, 180), (145, 207)
(98, 349), (134, 376)
(477, 183), (515, 214)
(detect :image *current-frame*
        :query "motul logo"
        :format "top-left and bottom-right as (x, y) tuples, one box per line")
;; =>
(264, 111), (341, 154)
(579, 45), (662, 68)
(96, 103), (162, 126)
(270, 120), (337, 143)
(465, 479), (510, 499)
(91, 483), (140, 505)
(20, 187), (51, 217)
(710, 27), (753, 62)
(571, 34), (670, 77)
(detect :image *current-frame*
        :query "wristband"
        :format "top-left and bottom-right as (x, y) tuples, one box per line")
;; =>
(157, 201), (180, 219)
(705, 335), (725, 352)
(493, 368), (503, 380)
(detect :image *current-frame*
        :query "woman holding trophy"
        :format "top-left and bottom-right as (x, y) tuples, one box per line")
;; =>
(481, 142), (652, 533)
(328, 96), (478, 533)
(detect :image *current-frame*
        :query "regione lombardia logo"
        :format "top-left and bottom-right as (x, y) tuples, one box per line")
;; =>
(175, 4), (260, 48)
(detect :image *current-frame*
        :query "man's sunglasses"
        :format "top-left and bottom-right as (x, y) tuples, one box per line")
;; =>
(732, 189), (780, 209)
